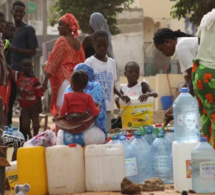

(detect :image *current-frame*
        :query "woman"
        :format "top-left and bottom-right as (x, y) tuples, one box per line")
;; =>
(153, 28), (198, 123)
(57, 63), (107, 146)
(42, 13), (85, 115)
(82, 12), (114, 59)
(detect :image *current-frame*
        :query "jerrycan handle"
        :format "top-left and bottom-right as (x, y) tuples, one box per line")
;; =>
(178, 82), (189, 92)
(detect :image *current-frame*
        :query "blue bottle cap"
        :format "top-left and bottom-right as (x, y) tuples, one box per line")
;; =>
(170, 128), (174, 132)
(112, 135), (119, 140)
(4, 126), (9, 131)
(146, 126), (153, 134)
(180, 87), (189, 93)
(200, 137), (207, 142)
(157, 133), (164, 138)
(12, 127), (18, 131)
(134, 132), (142, 138)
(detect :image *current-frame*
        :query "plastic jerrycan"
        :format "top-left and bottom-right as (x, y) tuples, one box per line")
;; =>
(6, 161), (18, 194)
(17, 146), (48, 195)
(85, 144), (125, 191)
(46, 144), (85, 194)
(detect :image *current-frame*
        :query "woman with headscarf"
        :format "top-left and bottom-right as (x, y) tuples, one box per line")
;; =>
(42, 13), (85, 116)
(57, 63), (107, 146)
(82, 12), (114, 59)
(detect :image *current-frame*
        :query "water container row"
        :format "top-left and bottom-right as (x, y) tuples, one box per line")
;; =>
(16, 144), (125, 195)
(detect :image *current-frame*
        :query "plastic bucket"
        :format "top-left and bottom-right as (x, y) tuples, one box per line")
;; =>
(161, 96), (173, 110)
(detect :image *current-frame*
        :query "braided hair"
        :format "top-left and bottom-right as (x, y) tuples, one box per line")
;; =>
(153, 28), (193, 45)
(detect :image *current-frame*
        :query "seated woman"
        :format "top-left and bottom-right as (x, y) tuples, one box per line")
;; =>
(57, 63), (107, 146)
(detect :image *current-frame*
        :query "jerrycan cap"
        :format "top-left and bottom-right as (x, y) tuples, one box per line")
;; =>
(180, 87), (189, 93)
(146, 126), (153, 134)
(112, 135), (119, 140)
(69, 143), (77, 147)
(200, 137), (207, 142)
(119, 135), (126, 141)
(178, 82), (189, 93)
(157, 133), (164, 138)
(134, 132), (142, 138)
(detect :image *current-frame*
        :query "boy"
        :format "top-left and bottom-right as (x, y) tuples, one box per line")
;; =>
(85, 30), (122, 132)
(15, 58), (43, 140)
(115, 61), (158, 108)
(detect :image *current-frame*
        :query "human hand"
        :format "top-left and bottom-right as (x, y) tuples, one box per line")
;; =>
(121, 95), (130, 104)
(163, 106), (173, 127)
(42, 81), (48, 92)
(11, 45), (18, 52)
(138, 94), (149, 102)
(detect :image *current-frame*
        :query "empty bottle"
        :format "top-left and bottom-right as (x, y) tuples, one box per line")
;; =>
(191, 137), (215, 193)
(164, 128), (176, 144)
(144, 126), (156, 145)
(126, 132), (152, 184)
(151, 133), (173, 183)
(173, 83), (200, 142)
(107, 135), (120, 144)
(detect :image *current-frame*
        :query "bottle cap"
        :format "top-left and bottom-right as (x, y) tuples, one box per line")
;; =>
(4, 126), (9, 131)
(146, 126), (153, 134)
(200, 137), (207, 142)
(170, 128), (174, 132)
(12, 127), (18, 131)
(134, 132), (142, 138)
(180, 87), (189, 92)
(111, 135), (119, 140)
(119, 135), (126, 141)
(69, 144), (77, 147)
(157, 133), (164, 138)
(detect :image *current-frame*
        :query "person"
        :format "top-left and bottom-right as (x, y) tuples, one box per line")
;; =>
(42, 13), (85, 116)
(192, 9), (215, 149)
(115, 61), (158, 109)
(153, 28), (198, 124)
(57, 63), (107, 146)
(85, 30), (122, 132)
(2, 21), (16, 125)
(15, 58), (43, 140)
(0, 12), (10, 125)
(54, 70), (101, 133)
(11, 1), (38, 71)
(82, 12), (114, 59)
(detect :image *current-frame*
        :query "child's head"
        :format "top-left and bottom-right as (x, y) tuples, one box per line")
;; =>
(124, 61), (140, 84)
(21, 58), (33, 76)
(71, 70), (88, 92)
(0, 12), (6, 33)
(3, 22), (15, 40)
(93, 30), (109, 58)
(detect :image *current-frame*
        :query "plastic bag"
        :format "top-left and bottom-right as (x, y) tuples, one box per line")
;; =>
(23, 130), (56, 147)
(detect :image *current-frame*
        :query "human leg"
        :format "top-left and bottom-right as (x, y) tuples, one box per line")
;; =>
(30, 103), (40, 136)
(7, 79), (16, 125)
(20, 107), (32, 140)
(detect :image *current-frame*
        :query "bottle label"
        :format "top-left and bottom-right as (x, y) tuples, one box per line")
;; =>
(177, 113), (197, 127)
(154, 155), (171, 172)
(186, 160), (192, 178)
(200, 161), (215, 180)
(125, 158), (138, 176)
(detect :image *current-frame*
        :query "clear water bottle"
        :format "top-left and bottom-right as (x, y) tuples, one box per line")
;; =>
(107, 135), (120, 144)
(151, 133), (173, 183)
(126, 132), (152, 184)
(164, 128), (176, 144)
(144, 126), (156, 145)
(191, 137), (215, 193)
(173, 82), (200, 142)
(12, 126), (25, 139)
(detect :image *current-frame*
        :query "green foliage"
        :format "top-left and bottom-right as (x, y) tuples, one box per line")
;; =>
(171, 0), (215, 26)
(49, 0), (134, 35)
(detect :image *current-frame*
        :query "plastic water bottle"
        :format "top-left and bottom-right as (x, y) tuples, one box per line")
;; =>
(151, 133), (173, 183)
(173, 83), (200, 142)
(191, 137), (215, 193)
(164, 128), (176, 144)
(126, 132), (152, 184)
(12, 127), (25, 139)
(107, 135), (120, 144)
(144, 126), (156, 145)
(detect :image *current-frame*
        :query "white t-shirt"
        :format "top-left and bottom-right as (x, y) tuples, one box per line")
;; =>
(85, 56), (117, 111)
(175, 37), (199, 76)
(196, 19), (215, 69)
(120, 82), (143, 97)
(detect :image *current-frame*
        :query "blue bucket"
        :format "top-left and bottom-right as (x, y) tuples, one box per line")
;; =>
(161, 96), (173, 110)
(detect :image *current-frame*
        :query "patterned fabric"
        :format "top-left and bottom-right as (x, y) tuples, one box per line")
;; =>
(45, 36), (85, 115)
(62, 63), (107, 145)
(16, 72), (43, 108)
(192, 59), (215, 149)
(60, 13), (80, 37)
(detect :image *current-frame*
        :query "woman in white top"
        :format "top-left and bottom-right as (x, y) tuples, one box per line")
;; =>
(153, 28), (198, 123)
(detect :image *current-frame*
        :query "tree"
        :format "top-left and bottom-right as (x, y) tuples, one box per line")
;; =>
(49, 0), (134, 35)
(170, 0), (215, 26)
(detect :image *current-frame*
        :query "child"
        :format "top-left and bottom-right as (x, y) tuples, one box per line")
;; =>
(85, 30), (122, 132)
(54, 70), (101, 133)
(15, 58), (43, 140)
(115, 61), (158, 108)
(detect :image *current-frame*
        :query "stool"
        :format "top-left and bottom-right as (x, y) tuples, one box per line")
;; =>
(39, 113), (48, 131)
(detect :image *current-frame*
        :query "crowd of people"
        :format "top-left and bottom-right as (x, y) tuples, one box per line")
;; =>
(0, 1), (214, 148)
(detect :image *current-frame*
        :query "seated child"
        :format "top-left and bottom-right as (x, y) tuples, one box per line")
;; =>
(15, 58), (43, 140)
(115, 61), (158, 108)
(53, 70), (101, 134)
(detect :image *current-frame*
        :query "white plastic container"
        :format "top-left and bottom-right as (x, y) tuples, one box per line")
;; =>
(46, 144), (85, 194)
(172, 141), (199, 192)
(85, 144), (125, 191)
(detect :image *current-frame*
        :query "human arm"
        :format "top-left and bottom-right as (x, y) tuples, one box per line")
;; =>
(11, 46), (36, 56)
(88, 95), (101, 116)
(139, 82), (158, 102)
(184, 67), (194, 96)
(42, 72), (51, 92)
(58, 94), (68, 118)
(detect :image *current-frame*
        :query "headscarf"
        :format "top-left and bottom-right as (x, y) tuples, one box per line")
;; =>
(60, 13), (80, 37)
(64, 63), (107, 135)
(90, 12), (114, 59)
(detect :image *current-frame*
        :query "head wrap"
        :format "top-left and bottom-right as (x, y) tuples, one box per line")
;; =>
(74, 63), (95, 82)
(60, 13), (80, 37)
(90, 12), (114, 59)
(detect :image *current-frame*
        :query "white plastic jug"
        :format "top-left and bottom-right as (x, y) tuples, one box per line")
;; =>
(172, 141), (199, 192)
(85, 144), (125, 191)
(46, 144), (85, 194)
